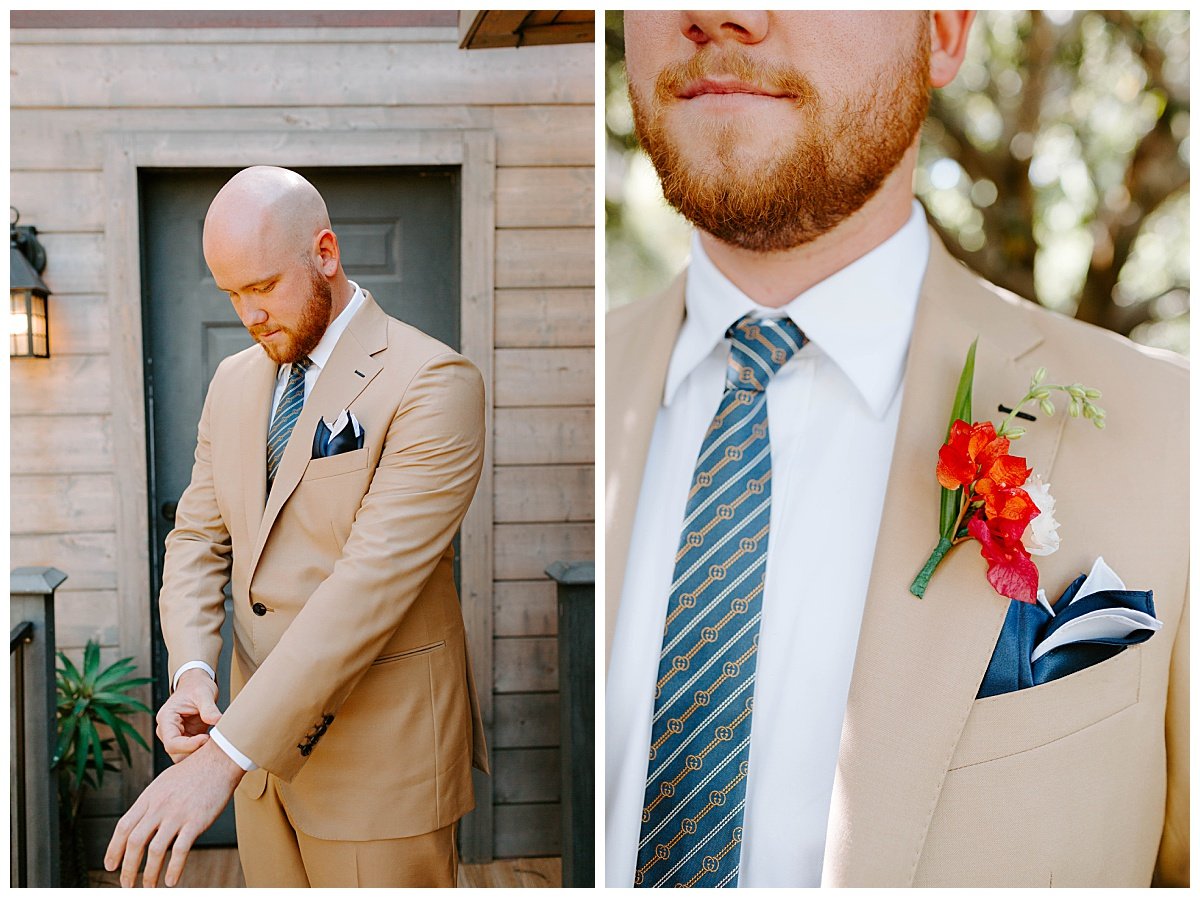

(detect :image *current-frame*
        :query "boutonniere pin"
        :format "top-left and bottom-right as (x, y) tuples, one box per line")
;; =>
(910, 339), (1105, 603)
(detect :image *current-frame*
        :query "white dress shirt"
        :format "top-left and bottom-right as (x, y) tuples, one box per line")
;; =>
(173, 281), (367, 771)
(606, 204), (929, 886)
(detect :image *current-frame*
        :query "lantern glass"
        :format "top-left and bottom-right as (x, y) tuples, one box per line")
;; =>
(10, 288), (49, 358)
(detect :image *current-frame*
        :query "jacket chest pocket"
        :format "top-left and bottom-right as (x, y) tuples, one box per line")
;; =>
(951, 644), (1142, 769)
(302, 446), (369, 481)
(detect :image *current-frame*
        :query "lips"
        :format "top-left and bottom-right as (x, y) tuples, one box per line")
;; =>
(678, 78), (788, 100)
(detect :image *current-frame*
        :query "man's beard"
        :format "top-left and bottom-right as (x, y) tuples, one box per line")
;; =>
(254, 259), (333, 365)
(630, 29), (930, 252)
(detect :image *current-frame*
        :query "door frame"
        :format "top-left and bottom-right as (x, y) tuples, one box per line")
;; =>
(104, 129), (496, 861)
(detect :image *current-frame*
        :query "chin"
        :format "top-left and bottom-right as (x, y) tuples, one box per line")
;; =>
(257, 337), (295, 366)
(668, 114), (801, 174)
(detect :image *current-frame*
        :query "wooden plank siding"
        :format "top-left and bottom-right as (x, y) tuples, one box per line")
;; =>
(491, 139), (593, 853)
(10, 22), (593, 864)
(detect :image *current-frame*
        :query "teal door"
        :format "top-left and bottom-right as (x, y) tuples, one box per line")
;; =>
(139, 167), (460, 845)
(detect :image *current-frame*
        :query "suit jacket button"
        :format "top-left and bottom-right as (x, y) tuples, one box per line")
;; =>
(252, 602), (267, 616)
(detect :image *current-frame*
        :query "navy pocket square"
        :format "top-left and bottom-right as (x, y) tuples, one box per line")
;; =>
(312, 410), (365, 459)
(977, 559), (1158, 699)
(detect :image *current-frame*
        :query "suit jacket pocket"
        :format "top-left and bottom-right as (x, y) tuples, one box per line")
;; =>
(951, 644), (1142, 769)
(371, 640), (446, 666)
(302, 446), (369, 481)
(236, 766), (269, 800)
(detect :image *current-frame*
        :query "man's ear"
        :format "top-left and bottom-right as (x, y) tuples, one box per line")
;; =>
(929, 11), (975, 89)
(315, 229), (340, 277)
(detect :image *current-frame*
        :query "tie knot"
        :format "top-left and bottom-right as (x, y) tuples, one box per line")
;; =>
(725, 316), (805, 392)
(291, 357), (313, 376)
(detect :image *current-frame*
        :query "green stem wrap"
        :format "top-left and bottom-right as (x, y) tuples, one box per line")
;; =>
(909, 536), (954, 599)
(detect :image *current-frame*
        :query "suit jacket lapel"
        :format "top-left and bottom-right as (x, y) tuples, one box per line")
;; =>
(247, 292), (387, 581)
(821, 234), (1061, 885)
(238, 349), (278, 540)
(604, 273), (685, 668)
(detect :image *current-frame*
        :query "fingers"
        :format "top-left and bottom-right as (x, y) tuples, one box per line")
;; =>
(103, 802), (137, 874)
(105, 744), (232, 888)
(164, 731), (210, 764)
(142, 826), (174, 888)
(120, 817), (157, 888)
(164, 825), (200, 888)
(156, 708), (182, 747)
(198, 693), (223, 726)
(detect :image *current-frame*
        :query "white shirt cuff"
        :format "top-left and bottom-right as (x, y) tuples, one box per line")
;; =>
(172, 660), (216, 692)
(210, 726), (258, 772)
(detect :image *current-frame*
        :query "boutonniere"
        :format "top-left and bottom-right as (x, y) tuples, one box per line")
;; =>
(910, 339), (1105, 603)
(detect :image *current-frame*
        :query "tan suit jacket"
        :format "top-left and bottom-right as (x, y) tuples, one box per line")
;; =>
(606, 230), (1188, 886)
(159, 292), (488, 843)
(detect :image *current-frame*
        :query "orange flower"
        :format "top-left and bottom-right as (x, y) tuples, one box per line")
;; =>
(936, 420), (1010, 490)
(974, 454), (1035, 524)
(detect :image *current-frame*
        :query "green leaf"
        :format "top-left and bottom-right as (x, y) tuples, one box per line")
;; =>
(97, 675), (154, 695)
(112, 718), (151, 754)
(91, 658), (137, 691)
(54, 713), (80, 767)
(948, 338), (977, 437)
(91, 692), (152, 715)
(72, 722), (91, 790)
(86, 719), (106, 788)
(91, 705), (132, 766)
(939, 339), (978, 539)
(83, 641), (101, 685)
(939, 486), (963, 542)
(57, 651), (81, 686)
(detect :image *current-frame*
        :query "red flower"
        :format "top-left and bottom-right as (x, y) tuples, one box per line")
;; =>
(924, 415), (1043, 604)
(936, 420), (1010, 490)
(967, 515), (1039, 603)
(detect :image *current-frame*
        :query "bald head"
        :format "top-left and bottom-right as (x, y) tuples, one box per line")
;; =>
(203, 166), (331, 262)
(203, 167), (352, 365)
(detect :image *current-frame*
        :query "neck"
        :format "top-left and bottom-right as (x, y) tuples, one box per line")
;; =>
(327, 273), (355, 322)
(698, 148), (919, 308)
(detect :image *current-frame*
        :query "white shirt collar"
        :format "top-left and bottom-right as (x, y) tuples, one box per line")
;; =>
(278, 280), (366, 376)
(666, 201), (929, 419)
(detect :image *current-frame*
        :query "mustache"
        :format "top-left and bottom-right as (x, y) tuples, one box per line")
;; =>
(653, 49), (818, 107)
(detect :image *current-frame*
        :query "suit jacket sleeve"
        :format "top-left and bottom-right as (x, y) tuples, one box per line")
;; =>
(1154, 582), (1189, 886)
(158, 372), (233, 685)
(213, 352), (485, 781)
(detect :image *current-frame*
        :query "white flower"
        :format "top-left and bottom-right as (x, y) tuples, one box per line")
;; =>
(1022, 475), (1060, 557)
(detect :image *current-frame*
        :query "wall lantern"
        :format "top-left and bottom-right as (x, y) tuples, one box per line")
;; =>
(11, 207), (51, 359)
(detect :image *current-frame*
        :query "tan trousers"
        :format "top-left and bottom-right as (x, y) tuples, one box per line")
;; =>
(234, 774), (458, 887)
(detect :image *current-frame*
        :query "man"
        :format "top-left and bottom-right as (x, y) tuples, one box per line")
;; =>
(105, 166), (487, 887)
(607, 11), (1187, 888)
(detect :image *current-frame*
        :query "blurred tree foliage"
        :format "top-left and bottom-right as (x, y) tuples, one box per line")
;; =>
(606, 11), (1190, 356)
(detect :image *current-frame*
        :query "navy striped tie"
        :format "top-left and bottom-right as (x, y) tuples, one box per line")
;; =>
(635, 315), (805, 888)
(266, 357), (313, 489)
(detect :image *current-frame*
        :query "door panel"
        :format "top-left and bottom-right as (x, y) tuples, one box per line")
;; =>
(140, 167), (460, 845)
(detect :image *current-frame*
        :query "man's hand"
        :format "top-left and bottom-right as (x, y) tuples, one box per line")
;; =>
(156, 668), (221, 763)
(104, 739), (245, 887)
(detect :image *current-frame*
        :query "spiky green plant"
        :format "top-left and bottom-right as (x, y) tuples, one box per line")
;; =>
(54, 641), (153, 817)
(54, 641), (154, 885)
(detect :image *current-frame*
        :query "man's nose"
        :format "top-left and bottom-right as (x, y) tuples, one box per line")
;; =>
(679, 11), (769, 46)
(239, 305), (268, 328)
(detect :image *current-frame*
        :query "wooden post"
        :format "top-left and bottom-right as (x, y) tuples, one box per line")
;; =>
(10, 566), (66, 888)
(546, 561), (594, 887)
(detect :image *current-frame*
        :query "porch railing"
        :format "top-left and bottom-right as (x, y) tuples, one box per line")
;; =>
(546, 560), (594, 888)
(10, 567), (65, 888)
